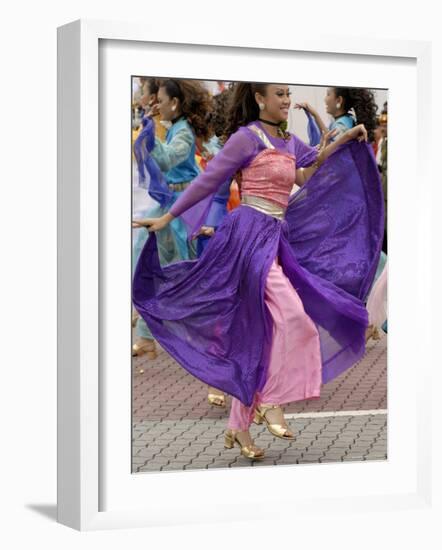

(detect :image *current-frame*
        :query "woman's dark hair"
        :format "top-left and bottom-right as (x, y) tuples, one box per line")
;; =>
(224, 82), (269, 138)
(333, 87), (378, 142)
(208, 88), (233, 142)
(146, 77), (160, 96)
(159, 79), (213, 140)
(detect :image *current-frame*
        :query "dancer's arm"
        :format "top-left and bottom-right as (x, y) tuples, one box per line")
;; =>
(150, 128), (194, 172)
(295, 124), (368, 186)
(133, 129), (258, 232)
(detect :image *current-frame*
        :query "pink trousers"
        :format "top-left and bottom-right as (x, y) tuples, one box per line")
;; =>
(228, 259), (322, 431)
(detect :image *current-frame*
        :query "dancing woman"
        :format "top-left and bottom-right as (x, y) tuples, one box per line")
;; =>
(132, 78), (212, 359)
(132, 78), (166, 333)
(133, 82), (384, 459)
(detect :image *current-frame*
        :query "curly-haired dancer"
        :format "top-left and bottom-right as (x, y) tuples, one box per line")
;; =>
(295, 87), (378, 143)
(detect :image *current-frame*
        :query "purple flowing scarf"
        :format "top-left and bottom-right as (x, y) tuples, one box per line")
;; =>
(287, 140), (384, 302)
(304, 109), (322, 147)
(133, 116), (173, 207)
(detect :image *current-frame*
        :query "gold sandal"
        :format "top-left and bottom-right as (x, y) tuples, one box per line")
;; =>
(207, 387), (226, 407)
(224, 430), (265, 460)
(132, 340), (157, 359)
(254, 404), (295, 440)
(365, 324), (381, 343)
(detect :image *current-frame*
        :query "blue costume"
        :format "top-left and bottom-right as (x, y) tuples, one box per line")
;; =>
(305, 110), (356, 147)
(133, 115), (201, 341)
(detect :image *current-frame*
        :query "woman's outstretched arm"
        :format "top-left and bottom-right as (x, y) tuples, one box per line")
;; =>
(295, 124), (368, 186)
(133, 128), (258, 232)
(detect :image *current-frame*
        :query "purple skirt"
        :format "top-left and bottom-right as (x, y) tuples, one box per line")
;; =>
(133, 141), (384, 406)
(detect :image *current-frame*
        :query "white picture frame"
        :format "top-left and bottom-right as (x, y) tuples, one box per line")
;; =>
(57, 18), (433, 531)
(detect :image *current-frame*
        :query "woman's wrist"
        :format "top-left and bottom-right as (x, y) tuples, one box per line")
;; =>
(334, 130), (350, 145)
(313, 152), (325, 169)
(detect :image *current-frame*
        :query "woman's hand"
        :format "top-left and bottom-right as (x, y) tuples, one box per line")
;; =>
(145, 103), (160, 118)
(132, 214), (171, 232)
(319, 128), (338, 150)
(294, 102), (314, 114)
(346, 124), (368, 143)
(193, 225), (215, 238)
(315, 128), (338, 165)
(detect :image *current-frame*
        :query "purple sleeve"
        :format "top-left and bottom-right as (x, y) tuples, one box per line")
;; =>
(292, 133), (319, 168)
(204, 179), (231, 228)
(169, 127), (259, 218)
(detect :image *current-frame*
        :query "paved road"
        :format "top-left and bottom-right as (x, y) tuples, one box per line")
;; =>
(132, 332), (387, 472)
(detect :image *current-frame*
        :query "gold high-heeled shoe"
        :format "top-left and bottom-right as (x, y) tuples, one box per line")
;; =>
(254, 404), (295, 440)
(224, 430), (265, 460)
(365, 324), (381, 343)
(207, 387), (226, 407)
(132, 339), (158, 359)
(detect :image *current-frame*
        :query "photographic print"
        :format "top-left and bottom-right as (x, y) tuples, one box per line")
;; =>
(131, 78), (388, 473)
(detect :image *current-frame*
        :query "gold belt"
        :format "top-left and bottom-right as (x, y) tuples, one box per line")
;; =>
(241, 195), (286, 220)
(168, 182), (192, 192)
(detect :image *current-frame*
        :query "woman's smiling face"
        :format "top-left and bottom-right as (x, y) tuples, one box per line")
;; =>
(257, 84), (291, 123)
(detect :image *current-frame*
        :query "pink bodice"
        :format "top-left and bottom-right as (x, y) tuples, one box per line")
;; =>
(240, 149), (297, 208)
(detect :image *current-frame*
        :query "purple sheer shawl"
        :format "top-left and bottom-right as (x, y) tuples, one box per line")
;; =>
(287, 140), (384, 301)
(133, 116), (173, 207)
(304, 109), (322, 146)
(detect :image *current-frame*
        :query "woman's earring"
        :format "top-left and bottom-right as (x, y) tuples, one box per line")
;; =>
(259, 103), (265, 111)
(336, 102), (341, 109)
(171, 105), (176, 112)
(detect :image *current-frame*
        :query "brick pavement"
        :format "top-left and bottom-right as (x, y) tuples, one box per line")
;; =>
(132, 331), (387, 473)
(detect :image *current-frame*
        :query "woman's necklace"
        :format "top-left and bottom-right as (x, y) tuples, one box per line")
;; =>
(258, 118), (290, 141)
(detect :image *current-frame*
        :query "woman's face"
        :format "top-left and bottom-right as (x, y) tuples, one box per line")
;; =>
(143, 83), (157, 107)
(325, 88), (341, 116)
(140, 82), (156, 108)
(157, 86), (179, 121)
(258, 85), (291, 122)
